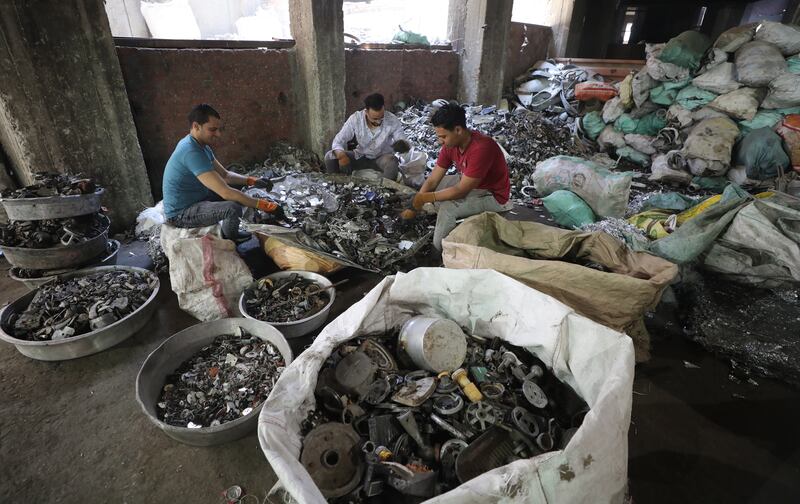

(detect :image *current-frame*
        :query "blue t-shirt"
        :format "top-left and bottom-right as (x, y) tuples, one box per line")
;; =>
(162, 135), (215, 218)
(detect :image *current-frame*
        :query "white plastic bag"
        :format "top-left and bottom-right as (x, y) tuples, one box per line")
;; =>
(258, 268), (634, 504)
(398, 148), (429, 188)
(135, 201), (166, 239)
(160, 224), (253, 321)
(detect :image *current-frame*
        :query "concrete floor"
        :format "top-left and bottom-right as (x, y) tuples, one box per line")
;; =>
(1, 230), (799, 503)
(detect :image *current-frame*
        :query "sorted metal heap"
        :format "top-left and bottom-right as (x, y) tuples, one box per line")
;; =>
(158, 328), (285, 428)
(243, 273), (330, 323)
(9, 270), (157, 341)
(237, 141), (322, 177)
(301, 328), (589, 501)
(0, 213), (107, 249)
(1, 172), (98, 199)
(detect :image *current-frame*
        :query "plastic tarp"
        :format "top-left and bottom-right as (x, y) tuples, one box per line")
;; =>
(704, 192), (800, 288)
(259, 268), (635, 503)
(160, 223), (253, 321)
(441, 212), (678, 362)
(533, 156), (633, 218)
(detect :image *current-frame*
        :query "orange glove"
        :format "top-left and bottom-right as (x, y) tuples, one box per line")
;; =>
(256, 199), (278, 212)
(412, 192), (436, 210)
(246, 176), (258, 186)
(400, 209), (417, 220)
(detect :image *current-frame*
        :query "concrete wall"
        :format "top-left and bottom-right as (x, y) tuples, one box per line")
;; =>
(116, 46), (299, 200)
(344, 49), (459, 114)
(505, 22), (553, 87)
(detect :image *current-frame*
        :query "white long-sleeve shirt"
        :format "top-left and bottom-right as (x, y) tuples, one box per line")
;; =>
(331, 110), (409, 159)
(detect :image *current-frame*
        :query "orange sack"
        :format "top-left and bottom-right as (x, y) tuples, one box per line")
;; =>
(775, 114), (800, 174)
(575, 81), (619, 102)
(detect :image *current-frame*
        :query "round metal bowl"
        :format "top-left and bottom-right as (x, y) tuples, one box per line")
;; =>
(0, 265), (160, 361)
(8, 239), (121, 291)
(0, 188), (104, 221)
(0, 214), (110, 270)
(135, 318), (293, 446)
(239, 270), (335, 339)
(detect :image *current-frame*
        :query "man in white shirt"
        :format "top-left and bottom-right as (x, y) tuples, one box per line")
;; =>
(325, 93), (410, 181)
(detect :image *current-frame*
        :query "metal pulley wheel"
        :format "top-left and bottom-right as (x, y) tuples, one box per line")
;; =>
(511, 406), (540, 438)
(522, 380), (548, 409)
(300, 423), (364, 498)
(465, 402), (497, 431)
(432, 393), (464, 416)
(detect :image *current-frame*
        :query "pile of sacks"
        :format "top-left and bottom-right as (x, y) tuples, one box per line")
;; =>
(579, 21), (800, 189)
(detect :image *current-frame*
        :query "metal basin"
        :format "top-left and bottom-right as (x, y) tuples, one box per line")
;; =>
(8, 239), (121, 291)
(135, 318), (293, 446)
(0, 265), (160, 361)
(0, 214), (110, 270)
(239, 270), (335, 339)
(0, 188), (104, 221)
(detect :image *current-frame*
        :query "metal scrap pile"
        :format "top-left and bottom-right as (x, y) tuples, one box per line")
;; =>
(398, 102), (586, 202)
(0, 172), (98, 199)
(237, 141), (322, 178)
(242, 274), (330, 323)
(301, 318), (588, 501)
(246, 175), (434, 273)
(8, 270), (157, 341)
(0, 213), (106, 248)
(158, 328), (285, 428)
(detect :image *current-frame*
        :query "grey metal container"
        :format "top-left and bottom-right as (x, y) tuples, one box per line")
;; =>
(0, 188), (104, 221)
(239, 270), (335, 339)
(0, 214), (110, 270)
(135, 318), (293, 446)
(8, 239), (121, 291)
(0, 265), (160, 361)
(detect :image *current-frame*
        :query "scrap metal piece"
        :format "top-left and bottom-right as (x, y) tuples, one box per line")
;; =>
(439, 439), (468, 485)
(359, 339), (398, 374)
(385, 462), (438, 498)
(481, 383), (505, 400)
(465, 402), (497, 432)
(334, 350), (377, 399)
(368, 415), (402, 448)
(455, 426), (518, 483)
(432, 394), (464, 416)
(392, 376), (436, 407)
(392, 433), (412, 463)
(364, 378), (392, 405)
(435, 374), (458, 394)
(522, 380), (549, 409)
(451, 368), (483, 403)
(430, 414), (467, 440)
(300, 423), (364, 499)
(511, 407), (541, 438)
(396, 411), (426, 447)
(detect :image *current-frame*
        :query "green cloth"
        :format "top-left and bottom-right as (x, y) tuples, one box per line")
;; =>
(542, 190), (596, 229)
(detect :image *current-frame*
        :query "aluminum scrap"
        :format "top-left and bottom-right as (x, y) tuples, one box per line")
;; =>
(236, 141), (322, 178)
(0, 213), (106, 249)
(243, 273), (330, 323)
(158, 328), (284, 428)
(0, 172), (99, 199)
(397, 102), (588, 203)
(580, 218), (649, 248)
(8, 270), (157, 341)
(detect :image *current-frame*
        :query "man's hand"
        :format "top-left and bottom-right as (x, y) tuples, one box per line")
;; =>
(247, 176), (273, 191)
(412, 192), (436, 211)
(400, 209), (417, 220)
(392, 140), (411, 154)
(336, 151), (351, 168)
(256, 199), (279, 212)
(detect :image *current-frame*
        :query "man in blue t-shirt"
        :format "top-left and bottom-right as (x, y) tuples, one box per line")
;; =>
(162, 104), (281, 242)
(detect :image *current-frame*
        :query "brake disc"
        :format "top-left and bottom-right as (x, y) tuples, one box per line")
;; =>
(432, 393), (464, 416)
(300, 423), (364, 498)
(511, 407), (540, 438)
(465, 402), (497, 431)
(522, 380), (548, 409)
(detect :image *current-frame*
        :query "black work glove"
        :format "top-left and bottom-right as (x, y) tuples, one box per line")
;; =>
(253, 177), (273, 191)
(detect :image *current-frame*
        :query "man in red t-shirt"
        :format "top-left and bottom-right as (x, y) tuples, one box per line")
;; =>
(402, 102), (512, 250)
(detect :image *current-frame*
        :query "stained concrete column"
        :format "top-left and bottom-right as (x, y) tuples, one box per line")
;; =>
(289, 0), (346, 158)
(0, 0), (153, 228)
(544, 0), (576, 58)
(450, 0), (513, 105)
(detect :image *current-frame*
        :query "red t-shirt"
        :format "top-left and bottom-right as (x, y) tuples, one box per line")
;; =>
(435, 131), (511, 204)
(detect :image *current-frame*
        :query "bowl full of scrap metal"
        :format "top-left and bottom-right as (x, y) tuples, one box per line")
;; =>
(135, 317), (293, 446)
(297, 318), (590, 501)
(0, 266), (160, 360)
(239, 270), (336, 339)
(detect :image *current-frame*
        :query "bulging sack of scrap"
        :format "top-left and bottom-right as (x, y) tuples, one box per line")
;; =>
(397, 148), (429, 188)
(754, 21), (800, 55)
(631, 68), (657, 108)
(761, 73), (800, 109)
(707, 87), (766, 121)
(714, 23), (757, 53)
(650, 151), (693, 186)
(735, 41), (787, 87)
(692, 62), (742, 95)
(658, 30), (712, 71)
(575, 81), (618, 102)
(533, 155), (633, 218)
(776, 114), (800, 172)
(259, 268), (635, 504)
(734, 127), (791, 180)
(646, 43), (691, 81)
(682, 117), (739, 177)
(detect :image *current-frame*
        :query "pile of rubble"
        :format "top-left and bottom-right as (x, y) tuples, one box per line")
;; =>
(245, 175), (435, 273)
(300, 318), (588, 500)
(8, 270), (158, 341)
(0, 214), (106, 249)
(242, 273), (330, 323)
(158, 328), (285, 428)
(0, 172), (98, 199)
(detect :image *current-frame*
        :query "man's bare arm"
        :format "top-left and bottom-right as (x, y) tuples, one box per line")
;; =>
(197, 171), (260, 208)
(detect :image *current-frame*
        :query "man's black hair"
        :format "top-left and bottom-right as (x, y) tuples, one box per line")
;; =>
(188, 104), (220, 126)
(430, 102), (467, 130)
(364, 93), (385, 111)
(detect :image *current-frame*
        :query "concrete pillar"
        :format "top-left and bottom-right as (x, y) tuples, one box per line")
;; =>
(289, 0), (346, 158)
(0, 0), (153, 229)
(451, 0), (513, 105)
(543, 0), (576, 58)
